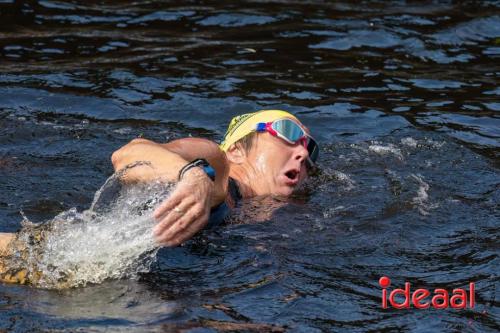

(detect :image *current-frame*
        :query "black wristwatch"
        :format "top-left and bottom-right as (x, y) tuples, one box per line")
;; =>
(178, 158), (216, 182)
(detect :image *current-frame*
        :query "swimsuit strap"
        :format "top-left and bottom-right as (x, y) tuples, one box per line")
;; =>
(206, 177), (241, 229)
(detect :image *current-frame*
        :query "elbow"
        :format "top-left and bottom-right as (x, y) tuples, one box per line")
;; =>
(111, 148), (125, 171)
(111, 150), (122, 170)
(111, 138), (151, 171)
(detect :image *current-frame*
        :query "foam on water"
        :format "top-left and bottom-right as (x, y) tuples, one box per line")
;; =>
(368, 143), (404, 160)
(16, 162), (174, 289)
(400, 137), (418, 148)
(331, 170), (357, 191)
(312, 168), (357, 192)
(409, 173), (438, 216)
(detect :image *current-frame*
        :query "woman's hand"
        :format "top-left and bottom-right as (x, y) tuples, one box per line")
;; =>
(152, 167), (214, 246)
(112, 137), (229, 246)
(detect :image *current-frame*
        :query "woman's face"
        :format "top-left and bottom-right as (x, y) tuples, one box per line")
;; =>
(245, 131), (309, 196)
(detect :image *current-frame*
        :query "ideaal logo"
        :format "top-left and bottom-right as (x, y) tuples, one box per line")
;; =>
(379, 276), (475, 309)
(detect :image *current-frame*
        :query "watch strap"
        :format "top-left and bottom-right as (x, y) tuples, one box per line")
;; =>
(178, 158), (216, 182)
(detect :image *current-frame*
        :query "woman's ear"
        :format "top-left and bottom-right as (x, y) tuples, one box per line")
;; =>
(225, 144), (246, 164)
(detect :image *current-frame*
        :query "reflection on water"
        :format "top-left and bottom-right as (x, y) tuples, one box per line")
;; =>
(0, 1), (498, 332)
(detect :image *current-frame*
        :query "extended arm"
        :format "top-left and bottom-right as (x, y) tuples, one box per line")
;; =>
(0, 233), (14, 256)
(111, 137), (228, 206)
(111, 137), (229, 246)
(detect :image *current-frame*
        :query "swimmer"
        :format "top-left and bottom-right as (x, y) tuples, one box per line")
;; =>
(0, 109), (319, 285)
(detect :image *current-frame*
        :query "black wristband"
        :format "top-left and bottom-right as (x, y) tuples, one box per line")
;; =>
(178, 158), (216, 182)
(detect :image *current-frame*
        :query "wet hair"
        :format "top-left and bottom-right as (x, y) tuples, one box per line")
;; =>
(233, 132), (257, 152)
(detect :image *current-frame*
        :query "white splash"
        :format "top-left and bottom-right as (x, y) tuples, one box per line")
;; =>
(368, 144), (404, 160)
(410, 173), (438, 215)
(401, 137), (418, 148)
(18, 162), (175, 289)
(425, 138), (446, 149)
(331, 170), (356, 191)
(323, 205), (349, 218)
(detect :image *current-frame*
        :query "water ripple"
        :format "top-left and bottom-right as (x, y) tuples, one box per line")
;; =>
(0, 1), (499, 332)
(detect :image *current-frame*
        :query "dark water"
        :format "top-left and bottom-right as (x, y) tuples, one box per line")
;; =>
(0, 1), (499, 332)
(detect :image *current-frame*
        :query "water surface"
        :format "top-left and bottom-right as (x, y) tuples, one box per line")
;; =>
(0, 1), (499, 332)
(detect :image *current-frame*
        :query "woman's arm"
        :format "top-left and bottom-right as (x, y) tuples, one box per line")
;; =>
(111, 137), (228, 206)
(0, 233), (14, 256)
(111, 137), (229, 246)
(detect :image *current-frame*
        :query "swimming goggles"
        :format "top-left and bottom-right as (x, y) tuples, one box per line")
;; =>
(256, 118), (319, 166)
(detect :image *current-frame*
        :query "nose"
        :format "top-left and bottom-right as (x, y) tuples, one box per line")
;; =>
(294, 140), (309, 163)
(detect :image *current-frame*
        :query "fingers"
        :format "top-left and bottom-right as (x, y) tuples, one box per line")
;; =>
(162, 218), (207, 247)
(153, 180), (204, 220)
(153, 199), (193, 236)
(159, 216), (207, 247)
(152, 177), (213, 247)
(155, 202), (209, 247)
(153, 189), (183, 220)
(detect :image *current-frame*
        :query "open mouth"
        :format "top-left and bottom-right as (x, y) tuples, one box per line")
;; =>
(284, 168), (300, 184)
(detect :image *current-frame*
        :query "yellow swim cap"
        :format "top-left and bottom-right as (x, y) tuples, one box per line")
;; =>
(220, 109), (300, 151)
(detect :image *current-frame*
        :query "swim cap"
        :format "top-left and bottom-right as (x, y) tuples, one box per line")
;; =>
(220, 110), (300, 151)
